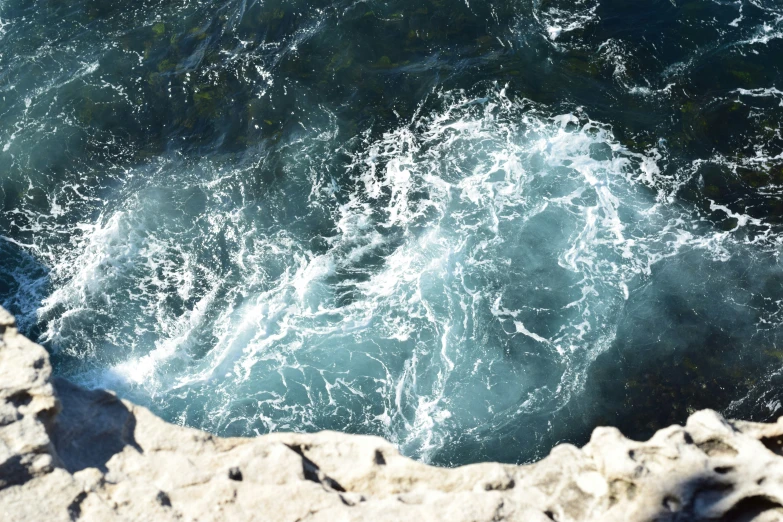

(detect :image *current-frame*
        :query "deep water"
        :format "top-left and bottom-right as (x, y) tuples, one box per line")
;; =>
(1, 0), (783, 466)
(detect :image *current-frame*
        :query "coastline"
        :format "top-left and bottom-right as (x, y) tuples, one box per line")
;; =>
(3, 305), (783, 521)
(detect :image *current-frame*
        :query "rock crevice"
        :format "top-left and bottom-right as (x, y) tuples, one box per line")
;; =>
(2, 306), (783, 521)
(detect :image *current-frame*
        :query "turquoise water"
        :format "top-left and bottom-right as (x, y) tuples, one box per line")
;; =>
(1, 0), (783, 466)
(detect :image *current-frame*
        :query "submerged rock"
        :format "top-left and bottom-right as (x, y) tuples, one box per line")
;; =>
(1, 306), (783, 521)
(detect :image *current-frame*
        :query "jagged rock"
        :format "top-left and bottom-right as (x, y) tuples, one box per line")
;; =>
(1, 305), (783, 521)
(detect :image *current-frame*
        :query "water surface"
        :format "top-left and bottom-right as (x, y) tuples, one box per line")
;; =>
(1, 0), (782, 465)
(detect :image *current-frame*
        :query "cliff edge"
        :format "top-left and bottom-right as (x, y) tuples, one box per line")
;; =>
(2, 306), (783, 521)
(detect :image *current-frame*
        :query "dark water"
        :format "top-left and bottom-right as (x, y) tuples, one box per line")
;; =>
(1, 0), (782, 466)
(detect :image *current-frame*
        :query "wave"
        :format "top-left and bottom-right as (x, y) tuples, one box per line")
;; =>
(23, 85), (778, 463)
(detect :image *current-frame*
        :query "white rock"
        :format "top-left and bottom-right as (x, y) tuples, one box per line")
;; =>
(1, 306), (783, 521)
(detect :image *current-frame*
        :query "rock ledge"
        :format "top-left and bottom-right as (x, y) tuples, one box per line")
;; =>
(2, 306), (783, 521)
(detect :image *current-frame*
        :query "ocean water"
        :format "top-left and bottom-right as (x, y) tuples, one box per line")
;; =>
(1, 0), (782, 466)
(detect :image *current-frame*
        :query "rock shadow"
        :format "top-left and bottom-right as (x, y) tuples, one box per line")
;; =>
(648, 473), (783, 522)
(51, 377), (142, 473)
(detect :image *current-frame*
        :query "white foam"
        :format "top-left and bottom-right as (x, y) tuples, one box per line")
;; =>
(27, 85), (783, 463)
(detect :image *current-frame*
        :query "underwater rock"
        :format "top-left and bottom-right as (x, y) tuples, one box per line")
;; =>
(1, 305), (783, 521)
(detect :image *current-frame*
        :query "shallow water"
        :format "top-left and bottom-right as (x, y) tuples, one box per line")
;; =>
(1, 0), (782, 466)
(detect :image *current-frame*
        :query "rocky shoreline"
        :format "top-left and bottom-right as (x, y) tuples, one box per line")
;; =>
(2, 305), (783, 521)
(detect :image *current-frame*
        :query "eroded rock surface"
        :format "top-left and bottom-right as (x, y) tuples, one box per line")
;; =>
(2, 305), (783, 521)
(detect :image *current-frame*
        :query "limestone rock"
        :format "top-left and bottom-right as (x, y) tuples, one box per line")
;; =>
(1, 305), (783, 521)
